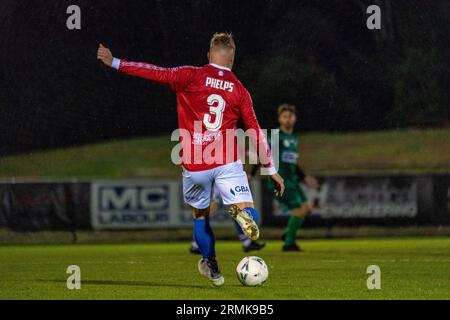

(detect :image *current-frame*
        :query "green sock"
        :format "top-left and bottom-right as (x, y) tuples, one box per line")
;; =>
(284, 216), (304, 245)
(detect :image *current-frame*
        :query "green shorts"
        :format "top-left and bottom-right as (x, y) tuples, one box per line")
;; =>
(270, 180), (308, 213)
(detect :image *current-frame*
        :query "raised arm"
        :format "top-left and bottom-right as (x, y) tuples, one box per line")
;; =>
(97, 43), (196, 91)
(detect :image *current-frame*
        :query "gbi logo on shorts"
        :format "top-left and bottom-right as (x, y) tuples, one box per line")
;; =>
(230, 186), (250, 197)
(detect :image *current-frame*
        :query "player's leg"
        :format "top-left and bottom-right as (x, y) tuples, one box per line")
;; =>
(283, 203), (311, 251)
(192, 207), (215, 260)
(192, 207), (224, 286)
(205, 178), (265, 252)
(214, 161), (261, 241)
(190, 187), (221, 255)
(183, 168), (224, 286)
(211, 185), (257, 249)
(282, 187), (310, 251)
(230, 202), (266, 252)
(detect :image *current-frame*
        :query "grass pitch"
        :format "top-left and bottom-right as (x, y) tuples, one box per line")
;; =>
(0, 237), (449, 300)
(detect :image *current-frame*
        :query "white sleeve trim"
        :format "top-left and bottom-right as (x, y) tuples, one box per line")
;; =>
(111, 57), (121, 70)
(262, 166), (277, 176)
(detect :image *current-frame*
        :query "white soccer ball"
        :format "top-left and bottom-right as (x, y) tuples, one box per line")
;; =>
(236, 256), (269, 286)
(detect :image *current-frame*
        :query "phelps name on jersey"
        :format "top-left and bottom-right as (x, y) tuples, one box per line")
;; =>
(111, 58), (275, 174)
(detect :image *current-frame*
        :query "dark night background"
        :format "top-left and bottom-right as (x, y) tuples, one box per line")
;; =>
(0, 0), (448, 155)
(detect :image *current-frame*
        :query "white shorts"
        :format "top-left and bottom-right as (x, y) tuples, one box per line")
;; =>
(211, 185), (222, 204)
(182, 161), (254, 209)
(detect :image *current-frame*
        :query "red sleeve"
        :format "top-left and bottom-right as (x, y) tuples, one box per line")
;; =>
(239, 88), (276, 174)
(116, 59), (197, 91)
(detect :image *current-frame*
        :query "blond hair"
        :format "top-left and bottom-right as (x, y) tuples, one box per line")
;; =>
(210, 32), (236, 51)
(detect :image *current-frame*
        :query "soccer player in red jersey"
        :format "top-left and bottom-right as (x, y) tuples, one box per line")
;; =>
(97, 33), (284, 286)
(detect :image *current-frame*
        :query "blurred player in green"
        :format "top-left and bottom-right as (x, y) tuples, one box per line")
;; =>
(250, 104), (319, 251)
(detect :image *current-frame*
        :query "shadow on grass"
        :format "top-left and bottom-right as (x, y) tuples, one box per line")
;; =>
(37, 279), (230, 289)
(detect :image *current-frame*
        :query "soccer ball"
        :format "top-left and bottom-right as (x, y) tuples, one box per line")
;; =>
(236, 256), (269, 286)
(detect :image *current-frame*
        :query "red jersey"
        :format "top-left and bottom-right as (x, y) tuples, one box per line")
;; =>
(112, 58), (275, 173)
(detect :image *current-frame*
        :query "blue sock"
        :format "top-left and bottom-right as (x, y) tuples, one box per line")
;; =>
(193, 219), (215, 259)
(244, 207), (260, 225)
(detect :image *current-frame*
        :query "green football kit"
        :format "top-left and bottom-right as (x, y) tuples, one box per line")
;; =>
(267, 129), (308, 247)
(269, 129), (308, 212)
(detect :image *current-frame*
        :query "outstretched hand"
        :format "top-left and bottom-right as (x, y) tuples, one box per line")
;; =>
(97, 43), (113, 67)
(271, 173), (285, 197)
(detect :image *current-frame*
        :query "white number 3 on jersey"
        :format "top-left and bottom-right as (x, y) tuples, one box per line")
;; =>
(203, 94), (225, 131)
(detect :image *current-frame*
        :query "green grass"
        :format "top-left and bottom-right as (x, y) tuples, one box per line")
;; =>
(0, 136), (177, 179)
(301, 128), (450, 175)
(0, 238), (449, 299)
(0, 128), (449, 179)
